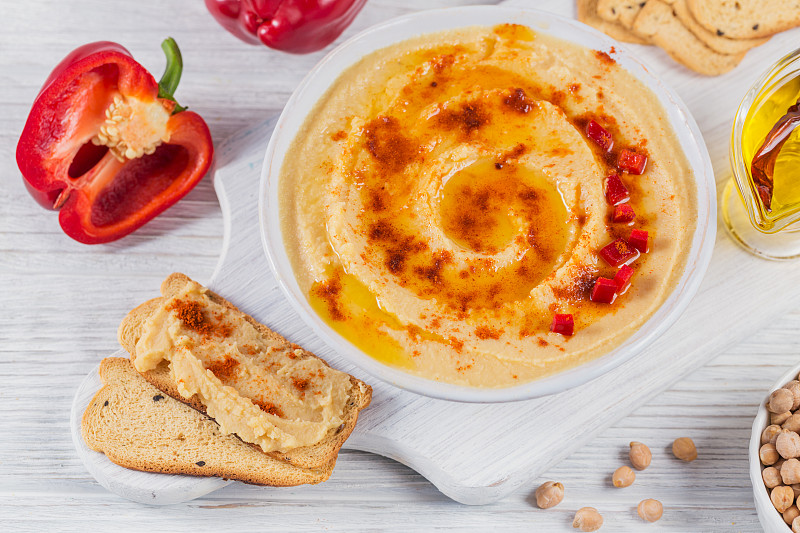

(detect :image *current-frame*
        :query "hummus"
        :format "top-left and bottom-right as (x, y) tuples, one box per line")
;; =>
(133, 278), (353, 452)
(279, 24), (697, 387)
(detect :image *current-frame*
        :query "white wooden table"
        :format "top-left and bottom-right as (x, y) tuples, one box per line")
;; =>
(3, 0), (799, 530)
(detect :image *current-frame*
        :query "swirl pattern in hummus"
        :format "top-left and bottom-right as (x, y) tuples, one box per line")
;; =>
(279, 25), (697, 388)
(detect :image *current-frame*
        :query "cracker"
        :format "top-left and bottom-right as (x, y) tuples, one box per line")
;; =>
(576, 0), (650, 44)
(633, 0), (745, 76)
(686, 0), (800, 39)
(672, 0), (768, 54)
(596, 0), (648, 29)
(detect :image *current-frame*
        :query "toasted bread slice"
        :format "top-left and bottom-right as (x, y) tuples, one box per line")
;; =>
(82, 358), (335, 486)
(118, 273), (372, 470)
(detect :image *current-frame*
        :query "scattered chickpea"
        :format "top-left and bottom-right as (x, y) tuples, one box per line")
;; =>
(534, 481), (564, 509)
(774, 411), (793, 425)
(629, 442), (651, 470)
(612, 466), (635, 488)
(572, 507), (603, 532)
(794, 515), (800, 533)
(782, 459), (800, 485)
(762, 443), (780, 465)
(764, 425), (785, 445)
(778, 432), (800, 459)
(785, 505), (800, 526)
(672, 437), (697, 462)
(776, 459), (787, 472)
(637, 499), (663, 523)
(763, 466), (783, 488)
(770, 388), (795, 413)
(772, 485), (795, 513)
(792, 484), (800, 499)
(785, 381), (800, 410)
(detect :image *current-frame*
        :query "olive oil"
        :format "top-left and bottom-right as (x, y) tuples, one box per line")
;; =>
(742, 75), (800, 222)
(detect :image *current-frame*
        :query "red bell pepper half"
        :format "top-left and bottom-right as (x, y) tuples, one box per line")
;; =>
(205, 0), (368, 54)
(16, 38), (213, 244)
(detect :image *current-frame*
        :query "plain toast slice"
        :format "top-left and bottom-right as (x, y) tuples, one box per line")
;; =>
(118, 273), (372, 470)
(82, 358), (335, 486)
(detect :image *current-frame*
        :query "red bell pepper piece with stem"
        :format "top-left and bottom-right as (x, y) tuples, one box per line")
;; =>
(205, 0), (368, 54)
(16, 38), (213, 244)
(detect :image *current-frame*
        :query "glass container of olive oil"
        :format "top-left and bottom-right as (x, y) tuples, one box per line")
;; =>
(723, 47), (800, 260)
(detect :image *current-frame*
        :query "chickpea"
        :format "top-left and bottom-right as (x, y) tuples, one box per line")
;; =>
(761, 443), (780, 465)
(764, 425), (785, 445)
(785, 380), (800, 410)
(785, 505), (800, 526)
(572, 507), (603, 532)
(794, 515), (800, 533)
(778, 432), (800, 459)
(612, 466), (635, 488)
(786, 414), (800, 433)
(782, 459), (800, 485)
(792, 484), (800, 499)
(637, 499), (663, 523)
(774, 411), (793, 425)
(769, 388), (794, 413)
(772, 485), (795, 513)
(672, 437), (697, 462)
(777, 459), (788, 472)
(763, 466), (783, 488)
(629, 442), (652, 470)
(534, 481), (564, 509)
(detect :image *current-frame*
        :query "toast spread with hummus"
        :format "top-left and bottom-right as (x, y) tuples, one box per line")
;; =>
(83, 273), (371, 485)
(82, 358), (335, 485)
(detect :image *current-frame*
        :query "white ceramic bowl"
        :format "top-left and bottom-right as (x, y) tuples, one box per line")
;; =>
(259, 6), (716, 403)
(750, 363), (800, 532)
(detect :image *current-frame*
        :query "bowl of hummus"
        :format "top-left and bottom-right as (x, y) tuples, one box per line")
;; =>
(260, 6), (715, 402)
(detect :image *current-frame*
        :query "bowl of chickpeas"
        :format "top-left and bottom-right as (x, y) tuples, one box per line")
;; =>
(751, 363), (800, 532)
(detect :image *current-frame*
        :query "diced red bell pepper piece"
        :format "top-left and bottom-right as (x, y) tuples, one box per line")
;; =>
(591, 278), (618, 304)
(613, 264), (634, 292)
(629, 229), (649, 253)
(551, 314), (574, 336)
(205, 0), (368, 54)
(617, 149), (648, 175)
(604, 174), (630, 206)
(586, 119), (614, 152)
(16, 39), (213, 244)
(599, 239), (639, 267)
(612, 203), (636, 223)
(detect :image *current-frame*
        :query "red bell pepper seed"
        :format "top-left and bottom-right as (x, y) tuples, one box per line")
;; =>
(604, 174), (630, 205)
(551, 314), (574, 336)
(614, 264), (634, 292)
(617, 149), (648, 175)
(586, 120), (614, 152)
(612, 203), (636, 223)
(599, 239), (639, 267)
(629, 229), (649, 253)
(591, 278), (618, 304)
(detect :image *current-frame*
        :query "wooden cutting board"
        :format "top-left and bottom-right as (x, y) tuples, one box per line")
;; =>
(71, 1), (800, 506)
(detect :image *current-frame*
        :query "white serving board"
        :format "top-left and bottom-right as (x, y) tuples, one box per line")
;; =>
(72, 2), (800, 506)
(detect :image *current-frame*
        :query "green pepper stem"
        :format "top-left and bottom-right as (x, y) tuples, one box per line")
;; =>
(158, 37), (187, 114)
